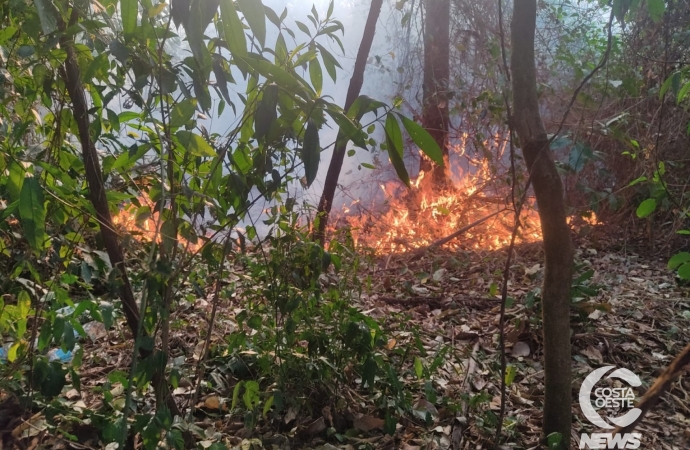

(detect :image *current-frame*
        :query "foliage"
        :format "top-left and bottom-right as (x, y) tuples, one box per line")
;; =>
(0, 0), (445, 446)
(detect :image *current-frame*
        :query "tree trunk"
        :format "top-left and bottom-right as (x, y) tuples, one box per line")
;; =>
(58, 11), (181, 421)
(314, 0), (384, 245)
(420, 0), (450, 185)
(510, 1), (573, 447)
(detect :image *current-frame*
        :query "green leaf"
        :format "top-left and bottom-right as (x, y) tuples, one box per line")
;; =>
(301, 120), (320, 188)
(120, 0), (138, 36)
(678, 82), (690, 104)
(255, 84), (278, 142)
(635, 198), (656, 218)
(414, 357), (423, 379)
(362, 357), (377, 388)
(309, 58), (323, 94)
(505, 365), (517, 386)
(489, 282), (498, 296)
(398, 114), (444, 166)
(384, 113), (410, 187)
(7, 160), (24, 202)
(237, 0), (266, 48)
(627, 175), (647, 186)
(316, 43), (341, 82)
(647, 0), (665, 22)
(660, 71), (679, 100)
(326, 107), (367, 148)
(242, 54), (309, 98)
(678, 263), (690, 280)
(176, 131), (217, 157)
(33, 0), (58, 34)
(0, 26), (17, 45)
(295, 20), (311, 36)
(220, 0), (247, 58)
(19, 176), (46, 253)
(262, 395), (274, 418)
(170, 99), (197, 128)
(231, 381), (244, 410)
(668, 252), (690, 270)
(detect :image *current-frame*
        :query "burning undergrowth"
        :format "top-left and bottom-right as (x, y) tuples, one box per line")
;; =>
(331, 143), (545, 254)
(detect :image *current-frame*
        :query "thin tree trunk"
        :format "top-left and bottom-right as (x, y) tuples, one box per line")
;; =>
(420, 0), (450, 185)
(314, 0), (383, 245)
(58, 11), (180, 420)
(510, 1), (573, 447)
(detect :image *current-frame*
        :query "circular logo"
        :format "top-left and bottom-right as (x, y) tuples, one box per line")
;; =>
(579, 366), (642, 429)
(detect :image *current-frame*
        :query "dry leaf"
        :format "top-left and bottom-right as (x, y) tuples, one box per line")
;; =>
(353, 415), (385, 432)
(512, 341), (531, 357)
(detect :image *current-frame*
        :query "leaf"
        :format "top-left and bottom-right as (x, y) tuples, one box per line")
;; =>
(176, 131), (217, 157)
(668, 252), (690, 270)
(170, 98), (197, 127)
(678, 263), (690, 280)
(262, 395), (274, 418)
(505, 365), (517, 386)
(0, 26), (17, 45)
(398, 114), (443, 166)
(120, 0), (138, 36)
(255, 84), (278, 142)
(647, 0), (665, 22)
(309, 58), (322, 94)
(660, 71), (679, 100)
(170, 0), (189, 28)
(677, 82), (690, 104)
(19, 176), (46, 253)
(327, 109), (367, 149)
(316, 43), (341, 82)
(627, 175), (647, 186)
(635, 198), (656, 218)
(33, 0), (58, 34)
(237, 0), (266, 48)
(242, 54), (309, 98)
(567, 143), (593, 173)
(384, 113), (410, 187)
(295, 20), (311, 36)
(148, 2), (167, 17)
(220, 0), (247, 58)
(414, 357), (423, 379)
(301, 120), (320, 188)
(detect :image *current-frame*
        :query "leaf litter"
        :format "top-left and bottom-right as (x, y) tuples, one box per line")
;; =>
(4, 235), (690, 450)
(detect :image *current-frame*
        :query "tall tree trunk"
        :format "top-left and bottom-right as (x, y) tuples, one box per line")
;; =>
(314, 0), (384, 245)
(510, 1), (573, 447)
(420, 0), (450, 185)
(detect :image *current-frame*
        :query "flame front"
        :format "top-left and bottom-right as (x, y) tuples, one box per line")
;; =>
(334, 141), (545, 253)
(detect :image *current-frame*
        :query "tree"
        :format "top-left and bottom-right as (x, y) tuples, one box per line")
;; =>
(420, 0), (450, 186)
(314, 0), (384, 245)
(510, 1), (574, 447)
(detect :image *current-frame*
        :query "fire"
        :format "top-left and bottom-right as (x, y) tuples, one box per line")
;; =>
(333, 140), (546, 253)
(113, 195), (204, 253)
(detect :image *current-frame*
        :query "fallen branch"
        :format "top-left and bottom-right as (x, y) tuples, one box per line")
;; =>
(409, 209), (507, 261)
(614, 340), (690, 435)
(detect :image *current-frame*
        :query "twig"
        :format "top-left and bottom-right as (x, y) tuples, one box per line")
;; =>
(614, 341), (690, 435)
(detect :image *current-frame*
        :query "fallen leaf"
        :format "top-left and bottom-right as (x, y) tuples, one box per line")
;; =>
(353, 415), (385, 432)
(512, 341), (531, 357)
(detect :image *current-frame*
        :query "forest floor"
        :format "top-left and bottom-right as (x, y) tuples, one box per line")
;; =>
(4, 229), (690, 450)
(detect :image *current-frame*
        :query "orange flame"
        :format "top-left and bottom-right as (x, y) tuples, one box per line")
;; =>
(332, 140), (546, 253)
(113, 195), (204, 253)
